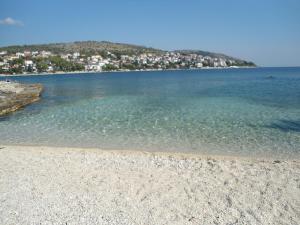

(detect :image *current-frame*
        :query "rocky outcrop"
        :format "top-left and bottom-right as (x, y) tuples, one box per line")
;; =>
(0, 81), (43, 116)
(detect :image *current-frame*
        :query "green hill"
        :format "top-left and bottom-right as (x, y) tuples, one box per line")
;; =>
(0, 41), (164, 56)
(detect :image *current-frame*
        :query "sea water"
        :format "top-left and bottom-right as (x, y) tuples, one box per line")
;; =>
(1, 67), (299, 159)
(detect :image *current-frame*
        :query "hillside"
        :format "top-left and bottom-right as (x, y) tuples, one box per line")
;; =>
(175, 50), (239, 61)
(0, 41), (254, 64)
(0, 41), (165, 56)
(0, 41), (256, 74)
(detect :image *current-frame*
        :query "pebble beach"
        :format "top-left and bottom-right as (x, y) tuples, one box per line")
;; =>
(0, 145), (299, 225)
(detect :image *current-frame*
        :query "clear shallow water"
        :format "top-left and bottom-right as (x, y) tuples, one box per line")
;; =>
(1, 67), (300, 159)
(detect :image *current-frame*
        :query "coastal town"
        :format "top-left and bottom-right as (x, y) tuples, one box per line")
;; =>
(0, 47), (255, 75)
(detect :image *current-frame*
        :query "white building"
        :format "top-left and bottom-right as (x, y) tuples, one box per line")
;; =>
(32, 51), (39, 56)
(91, 55), (102, 63)
(24, 60), (36, 72)
(85, 62), (106, 72)
(47, 66), (54, 72)
(16, 52), (25, 58)
(196, 62), (203, 68)
(40, 51), (52, 57)
(24, 51), (31, 57)
(61, 54), (72, 60)
(73, 52), (80, 59)
(219, 59), (227, 67)
(24, 60), (34, 67)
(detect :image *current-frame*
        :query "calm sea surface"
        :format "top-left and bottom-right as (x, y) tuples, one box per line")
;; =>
(1, 67), (300, 159)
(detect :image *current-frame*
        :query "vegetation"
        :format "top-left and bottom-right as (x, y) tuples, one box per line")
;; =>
(0, 41), (164, 56)
(32, 56), (84, 72)
(175, 50), (256, 66)
(9, 66), (23, 74)
(11, 58), (24, 65)
(48, 56), (84, 71)
(102, 64), (119, 71)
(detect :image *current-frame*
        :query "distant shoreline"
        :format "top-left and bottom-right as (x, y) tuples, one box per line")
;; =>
(0, 66), (258, 77)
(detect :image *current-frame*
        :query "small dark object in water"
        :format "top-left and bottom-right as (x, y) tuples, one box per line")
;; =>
(273, 160), (281, 164)
(266, 75), (275, 79)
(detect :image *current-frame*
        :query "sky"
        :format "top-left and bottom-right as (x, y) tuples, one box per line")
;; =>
(0, 0), (299, 66)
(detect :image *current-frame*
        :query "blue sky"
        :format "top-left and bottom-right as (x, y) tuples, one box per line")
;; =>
(0, 0), (299, 66)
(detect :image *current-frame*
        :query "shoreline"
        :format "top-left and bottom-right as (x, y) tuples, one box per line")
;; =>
(0, 66), (257, 77)
(2, 144), (297, 162)
(1, 66), (299, 78)
(1, 145), (299, 224)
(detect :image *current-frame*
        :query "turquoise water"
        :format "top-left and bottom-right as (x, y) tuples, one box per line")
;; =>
(1, 67), (300, 159)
